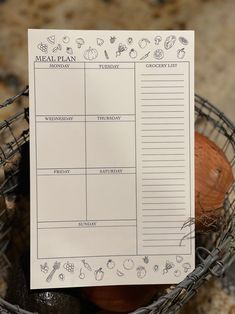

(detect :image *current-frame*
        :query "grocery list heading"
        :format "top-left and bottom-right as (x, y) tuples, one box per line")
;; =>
(29, 29), (195, 289)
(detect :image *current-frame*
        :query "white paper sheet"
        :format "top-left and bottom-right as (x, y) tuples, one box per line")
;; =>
(28, 29), (195, 289)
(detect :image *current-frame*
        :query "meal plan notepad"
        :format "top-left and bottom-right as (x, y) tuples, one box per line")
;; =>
(28, 29), (195, 289)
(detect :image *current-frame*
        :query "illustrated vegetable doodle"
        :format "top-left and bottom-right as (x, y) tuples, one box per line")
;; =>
(164, 35), (176, 50)
(82, 259), (92, 271)
(154, 35), (162, 45)
(153, 49), (164, 60)
(84, 47), (98, 60)
(116, 43), (127, 57)
(76, 38), (85, 48)
(95, 267), (104, 281)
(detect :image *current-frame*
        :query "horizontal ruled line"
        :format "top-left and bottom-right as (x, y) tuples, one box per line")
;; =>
(141, 74), (184, 76)
(142, 166), (184, 168)
(142, 178), (185, 181)
(141, 92), (184, 95)
(141, 123), (184, 125)
(142, 129), (184, 131)
(143, 220), (185, 223)
(142, 141), (184, 143)
(143, 232), (185, 234)
(142, 159), (185, 162)
(141, 98), (184, 101)
(142, 208), (185, 211)
(143, 196), (185, 199)
(142, 202), (185, 205)
(142, 183), (185, 186)
(142, 153), (184, 155)
(143, 190), (185, 192)
(143, 239), (183, 241)
(142, 135), (184, 137)
(143, 216), (185, 218)
(143, 171), (185, 173)
(141, 104), (184, 107)
(140, 85), (184, 87)
(143, 245), (186, 247)
(141, 116), (184, 119)
(143, 226), (181, 229)
(141, 111), (184, 113)
(142, 147), (184, 150)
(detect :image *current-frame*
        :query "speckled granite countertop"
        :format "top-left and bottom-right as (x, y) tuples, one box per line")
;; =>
(0, 0), (235, 313)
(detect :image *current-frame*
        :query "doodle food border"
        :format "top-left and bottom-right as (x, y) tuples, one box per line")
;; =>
(39, 254), (193, 285)
(36, 33), (190, 62)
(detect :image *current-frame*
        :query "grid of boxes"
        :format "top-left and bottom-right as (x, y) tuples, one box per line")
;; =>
(34, 62), (137, 257)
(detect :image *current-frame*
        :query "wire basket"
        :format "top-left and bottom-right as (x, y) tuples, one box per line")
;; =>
(0, 88), (234, 314)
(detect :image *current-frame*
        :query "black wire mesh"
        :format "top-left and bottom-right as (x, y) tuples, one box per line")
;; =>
(0, 89), (234, 314)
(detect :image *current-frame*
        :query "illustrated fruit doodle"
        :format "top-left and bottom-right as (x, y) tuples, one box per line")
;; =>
(127, 37), (133, 45)
(63, 261), (74, 273)
(47, 35), (55, 45)
(97, 38), (104, 46)
(174, 269), (181, 277)
(143, 256), (149, 264)
(136, 266), (146, 279)
(176, 255), (183, 263)
(182, 262), (191, 273)
(163, 260), (174, 275)
(123, 259), (134, 270)
(62, 36), (70, 44)
(40, 263), (49, 274)
(153, 265), (159, 272)
(79, 268), (85, 279)
(37, 43), (48, 53)
(138, 38), (150, 49)
(110, 36), (116, 44)
(129, 48), (137, 59)
(177, 48), (186, 59)
(58, 273), (65, 281)
(116, 269), (124, 277)
(66, 47), (73, 55)
(107, 259), (115, 269)
(179, 36), (189, 45)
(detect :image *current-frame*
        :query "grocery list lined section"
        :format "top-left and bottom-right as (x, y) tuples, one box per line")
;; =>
(136, 62), (191, 255)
